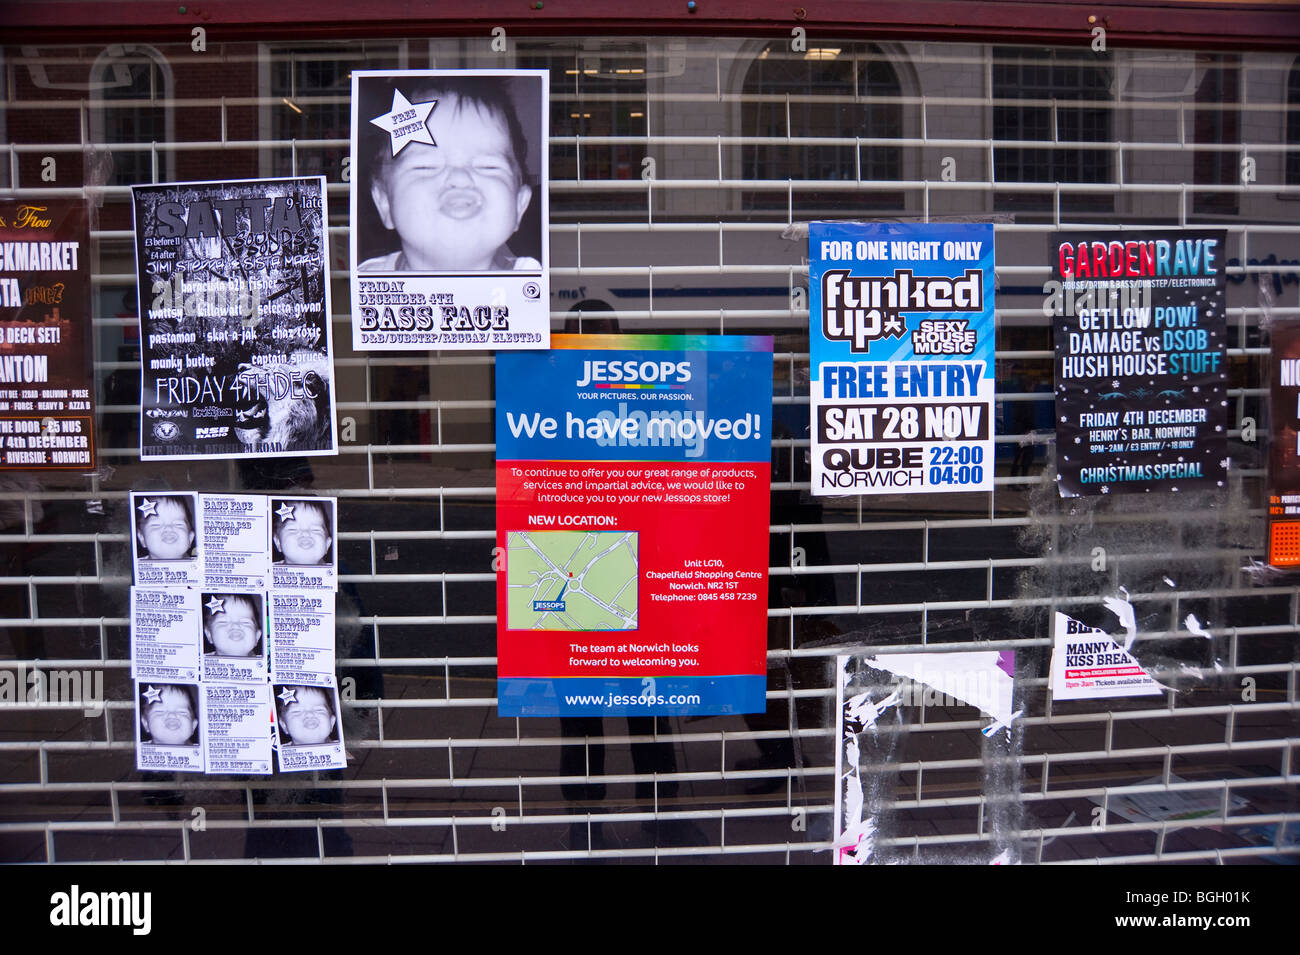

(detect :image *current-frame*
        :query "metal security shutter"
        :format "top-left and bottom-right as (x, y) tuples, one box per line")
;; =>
(0, 35), (1297, 865)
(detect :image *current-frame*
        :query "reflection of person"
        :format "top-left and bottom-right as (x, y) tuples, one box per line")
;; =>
(202, 593), (263, 657)
(135, 495), (196, 560)
(140, 684), (199, 746)
(277, 685), (338, 745)
(272, 499), (333, 566)
(361, 79), (537, 272)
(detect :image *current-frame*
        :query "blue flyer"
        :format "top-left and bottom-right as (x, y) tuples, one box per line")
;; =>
(809, 222), (996, 495)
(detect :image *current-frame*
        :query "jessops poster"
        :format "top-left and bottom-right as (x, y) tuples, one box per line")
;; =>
(1051, 231), (1227, 496)
(0, 199), (94, 470)
(132, 177), (337, 461)
(350, 70), (549, 350)
(496, 335), (772, 717)
(1267, 321), (1300, 566)
(809, 222), (995, 496)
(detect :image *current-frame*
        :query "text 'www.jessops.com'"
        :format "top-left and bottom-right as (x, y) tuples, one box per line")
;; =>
(564, 693), (702, 707)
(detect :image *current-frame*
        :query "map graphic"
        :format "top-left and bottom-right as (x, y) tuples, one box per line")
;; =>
(507, 530), (638, 630)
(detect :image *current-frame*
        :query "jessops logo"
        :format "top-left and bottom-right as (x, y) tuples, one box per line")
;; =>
(49, 885), (151, 935)
(575, 359), (692, 388)
(821, 268), (983, 353)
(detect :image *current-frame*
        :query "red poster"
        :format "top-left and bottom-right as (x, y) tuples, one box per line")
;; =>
(0, 200), (94, 470)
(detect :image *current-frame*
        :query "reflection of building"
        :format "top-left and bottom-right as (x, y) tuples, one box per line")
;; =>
(3, 3), (1300, 866)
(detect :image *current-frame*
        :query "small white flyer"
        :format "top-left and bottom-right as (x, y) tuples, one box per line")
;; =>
(130, 491), (200, 587)
(270, 496), (338, 591)
(274, 682), (346, 772)
(200, 591), (268, 684)
(269, 590), (336, 686)
(199, 494), (270, 590)
(135, 681), (204, 773)
(130, 587), (201, 682)
(1050, 611), (1163, 701)
(202, 682), (273, 775)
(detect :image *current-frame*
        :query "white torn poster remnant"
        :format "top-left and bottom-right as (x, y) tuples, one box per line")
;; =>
(1050, 611), (1163, 700)
(862, 650), (1017, 731)
(981, 707), (1024, 740)
(1184, 613), (1213, 640)
(1103, 589), (1138, 650)
(833, 656), (901, 866)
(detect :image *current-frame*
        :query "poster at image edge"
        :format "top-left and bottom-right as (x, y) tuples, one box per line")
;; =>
(1267, 321), (1300, 566)
(0, 198), (96, 471)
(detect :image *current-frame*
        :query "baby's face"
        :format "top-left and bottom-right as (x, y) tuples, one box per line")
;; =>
(138, 502), (194, 560)
(371, 96), (531, 270)
(143, 690), (197, 746)
(205, 600), (262, 656)
(275, 507), (331, 565)
(282, 689), (335, 745)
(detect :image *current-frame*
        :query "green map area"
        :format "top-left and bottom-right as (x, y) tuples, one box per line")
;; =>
(507, 530), (638, 631)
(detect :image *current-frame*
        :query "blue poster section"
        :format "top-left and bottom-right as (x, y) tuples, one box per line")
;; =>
(496, 337), (773, 464)
(809, 222), (996, 495)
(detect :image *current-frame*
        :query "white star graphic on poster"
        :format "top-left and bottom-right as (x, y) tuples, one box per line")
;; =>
(137, 498), (157, 517)
(369, 89), (437, 157)
(278, 687), (298, 706)
(275, 503), (296, 521)
(143, 685), (163, 704)
(205, 596), (226, 614)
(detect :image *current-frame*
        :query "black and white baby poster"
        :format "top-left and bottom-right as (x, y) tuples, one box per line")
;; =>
(274, 681), (346, 772)
(135, 681), (204, 773)
(1051, 231), (1228, 496)
(130, 587), (200, 683)
(132, 177), (337, 460)
(201, 682), (273, 775)
(349, 70), (549, 351)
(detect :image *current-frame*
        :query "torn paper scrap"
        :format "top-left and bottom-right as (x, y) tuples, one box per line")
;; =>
(1051, 612), (1162, 700)
(844, 686), (902, 730)
(982, 707), (1023, 739)
(862, 650), (1016, 729)
(1103, 592), (1138, 650)
(834, 654), (896, 866)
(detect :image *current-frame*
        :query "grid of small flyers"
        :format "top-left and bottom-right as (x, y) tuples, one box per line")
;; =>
(0, 35), (1298, 866)
(130, 492), (342, 775)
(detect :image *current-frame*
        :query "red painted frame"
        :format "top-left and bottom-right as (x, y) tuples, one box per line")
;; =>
(2, 0), (1299, 50)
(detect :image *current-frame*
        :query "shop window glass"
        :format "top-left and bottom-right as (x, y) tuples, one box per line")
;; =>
(741, 42), (903, 215)
(1192, 54), (1240, 216)
(993, 46), (1113, 215)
